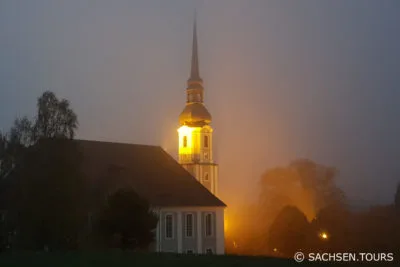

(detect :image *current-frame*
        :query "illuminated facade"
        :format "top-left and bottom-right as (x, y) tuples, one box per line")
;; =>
(178, 17), (219, 196)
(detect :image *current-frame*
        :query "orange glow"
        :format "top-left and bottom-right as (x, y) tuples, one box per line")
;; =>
(319, 231), (329, 240)
(224, 209), (238, 237)
(177, 125), (194, 136)
(177, 126), (194, 151)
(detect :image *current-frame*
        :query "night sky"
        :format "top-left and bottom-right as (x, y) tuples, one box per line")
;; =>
(1, 0), (400, 209)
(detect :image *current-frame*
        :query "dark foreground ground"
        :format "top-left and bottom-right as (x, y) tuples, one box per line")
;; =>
(0, 251), (396, 266)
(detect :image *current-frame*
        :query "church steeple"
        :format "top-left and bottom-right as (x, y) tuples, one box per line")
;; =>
(179, 13), (211, 127)
(177, 14), (219, 197)
(189, 14), (202, 83)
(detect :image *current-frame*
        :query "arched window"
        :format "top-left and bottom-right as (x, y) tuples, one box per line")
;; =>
(183, 136), (187, 147)
(204, 135), (209, 148)
(204, 173), (209, 181)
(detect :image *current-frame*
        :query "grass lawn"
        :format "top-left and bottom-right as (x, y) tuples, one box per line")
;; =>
(0, 251), (394, 266)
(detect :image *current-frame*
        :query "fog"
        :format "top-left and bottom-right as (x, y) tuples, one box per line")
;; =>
(1, 0), (400, 217)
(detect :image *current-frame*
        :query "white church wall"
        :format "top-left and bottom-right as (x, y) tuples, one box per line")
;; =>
(159, 210), (178, 253)
(156, 206), (225, 255)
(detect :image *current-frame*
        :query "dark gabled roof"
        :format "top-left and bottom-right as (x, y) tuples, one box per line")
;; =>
(75, 139), (226, 208)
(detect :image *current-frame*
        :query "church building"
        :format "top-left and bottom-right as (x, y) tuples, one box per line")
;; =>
(78, 17), (226, 254)
(148, 17), (225, 254)
(82, 18), (226, 253)
(0, 17), (226, 255)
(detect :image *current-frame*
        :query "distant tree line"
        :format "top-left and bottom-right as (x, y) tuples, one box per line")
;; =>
(0, 91), (157, 252)
(226, 160), (400, 258)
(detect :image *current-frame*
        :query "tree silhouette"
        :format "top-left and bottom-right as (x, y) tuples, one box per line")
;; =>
(259, 159), (345, 223)
(33, 91), (78, 140)
(311, 204), (352, 252)
(230, 159), (347, 256)
(395, 182), (400, 214)
(98, 188), (158, 250)
(267, 205), (311, 257)
(2, 91), (84, 250)
(0, 91), (78, 179)
(0, 132), (8, 178)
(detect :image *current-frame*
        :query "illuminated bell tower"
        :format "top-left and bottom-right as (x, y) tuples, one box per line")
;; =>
(178, 17), (219, 196)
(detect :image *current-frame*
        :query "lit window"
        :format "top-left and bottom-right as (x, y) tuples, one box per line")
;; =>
(205, 213), (213, 237)
(204, 173), (209, 181)
(204, 135), (209, 148)
(165, 214), (173, 239)
(185, 213), (193, 237)
(183, 136), (187, 147)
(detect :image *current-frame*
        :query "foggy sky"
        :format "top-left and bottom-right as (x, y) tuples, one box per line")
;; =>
(1, 0), (400, 208)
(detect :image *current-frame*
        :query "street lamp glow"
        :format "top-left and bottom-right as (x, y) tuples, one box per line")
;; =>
(319, 231), (329, 240)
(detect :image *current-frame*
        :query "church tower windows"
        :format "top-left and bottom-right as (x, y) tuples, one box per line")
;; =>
(183, 136), (188, 148)
(204, 135), (209, 148)
(177, 16), (219, 196)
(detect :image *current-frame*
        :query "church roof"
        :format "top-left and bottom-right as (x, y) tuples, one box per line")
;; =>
(76, 139), (225, 207)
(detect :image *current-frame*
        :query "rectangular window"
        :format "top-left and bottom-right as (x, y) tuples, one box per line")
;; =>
(185, 213), (193, 237)
(165, 214), (173, 239)
(205, 213), (213, 237)
(183, 136), (188, 147)
(187, 249), (194, 254)
(206, 248), (213, 254)
(204, 135), (209, 148)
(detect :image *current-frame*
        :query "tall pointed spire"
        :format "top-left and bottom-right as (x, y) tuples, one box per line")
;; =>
(189, 11), (201, 82)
